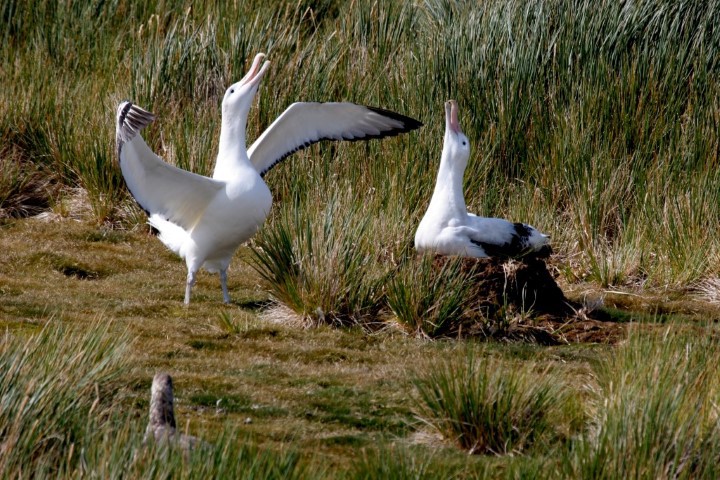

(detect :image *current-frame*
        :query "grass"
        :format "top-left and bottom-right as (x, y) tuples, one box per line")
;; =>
(386, 254), (476, 337)
(251, 191), (394, 327)
(560, 329), (720, 478)
(0, 320), (130, 475)
(1, 221), (720, 476)
(413, 346), (577, 455)
(3, 0), (720, 476)
(3, 0), (719, 287)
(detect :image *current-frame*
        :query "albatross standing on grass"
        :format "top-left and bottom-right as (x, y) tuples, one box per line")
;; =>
(414, 100), (551, 258)
(116, 53), (422, 304)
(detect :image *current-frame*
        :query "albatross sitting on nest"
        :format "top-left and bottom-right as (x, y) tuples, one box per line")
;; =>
(414, 100), (551, 259)
(116, 53), (422, 304)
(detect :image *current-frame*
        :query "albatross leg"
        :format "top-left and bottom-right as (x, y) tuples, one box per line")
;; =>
(184, 270), (197, 305)
(219, 269), (230, 304)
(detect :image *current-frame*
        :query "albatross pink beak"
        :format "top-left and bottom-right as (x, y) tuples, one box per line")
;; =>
(239, 53), (270, 88)
(445, 100), (461, 134)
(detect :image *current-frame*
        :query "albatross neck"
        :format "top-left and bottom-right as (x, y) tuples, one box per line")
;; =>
(428, 144), (468, 219)
(214, 112), (253, 180)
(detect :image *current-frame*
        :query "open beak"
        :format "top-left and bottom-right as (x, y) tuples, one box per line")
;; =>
(445, 100), (460, 134)
(239, 53), (270, 88)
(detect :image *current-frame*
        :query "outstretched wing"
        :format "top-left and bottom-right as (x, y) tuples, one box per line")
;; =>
(116, 102), (224, 231)
(247, 102), (423, 176)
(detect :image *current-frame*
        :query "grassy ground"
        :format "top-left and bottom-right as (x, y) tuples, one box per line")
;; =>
(3, 0), (720, 477)
(2, 218), (720, 477)
(0, 219), (565, 476)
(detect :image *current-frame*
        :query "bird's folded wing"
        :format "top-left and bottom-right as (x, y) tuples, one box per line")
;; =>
(466, 217), (535, 257)
(248, 102), (423, 176)
(116, 102), (224, 231)
(466, 217), (518, 245)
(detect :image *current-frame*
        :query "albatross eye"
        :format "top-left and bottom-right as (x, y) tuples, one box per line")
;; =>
(230, 89), (235, 94)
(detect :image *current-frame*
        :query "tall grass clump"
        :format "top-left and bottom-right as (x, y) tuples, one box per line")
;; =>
(0, 115), (61, 218)
(252, 189), (402, 327)
(0, 157), (56, 219)
(0, 321), (131, 476)
(413, 347), (572, 455)
(386, 255), (476, 337)
(561, 330), (720, 478)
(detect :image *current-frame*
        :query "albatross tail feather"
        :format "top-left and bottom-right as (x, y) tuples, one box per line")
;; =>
(148, 214), (189, 257)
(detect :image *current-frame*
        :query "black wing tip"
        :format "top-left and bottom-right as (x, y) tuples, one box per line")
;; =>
(117, 101), (156, 130)
(471, 239), (553, 260)
(259, 104), (422, 177)
(117, 101), (133, 127)
(365, 105), (424, 132)
(116, 101), (157, 155)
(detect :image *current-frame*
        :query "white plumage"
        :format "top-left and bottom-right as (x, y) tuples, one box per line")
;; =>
(116, 53), (422, 304)
(414, 100), (551, 259)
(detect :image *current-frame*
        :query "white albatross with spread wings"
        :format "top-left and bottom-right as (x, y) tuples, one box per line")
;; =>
(414, 100), (551, 259)
(116, 53), (422, 304)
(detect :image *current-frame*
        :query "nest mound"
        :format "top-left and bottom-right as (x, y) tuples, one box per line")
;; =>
(432, 255), (624, 344)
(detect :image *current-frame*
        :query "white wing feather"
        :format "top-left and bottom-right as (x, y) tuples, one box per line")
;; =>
(247, 102), (422, 176)
(117, 102), (224, 231)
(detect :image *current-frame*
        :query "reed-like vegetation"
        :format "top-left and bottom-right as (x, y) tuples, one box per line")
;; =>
(413, 346), (574, 455)
(561, 329), (720, 478)
(3, 0), (720, 475)
(3, 0), (719, 290)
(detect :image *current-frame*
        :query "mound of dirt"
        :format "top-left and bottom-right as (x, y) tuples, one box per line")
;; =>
(431, 255), (624, 344)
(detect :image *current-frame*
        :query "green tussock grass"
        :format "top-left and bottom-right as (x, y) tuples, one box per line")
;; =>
(0, 320), (130, 475)
(386, 255), (476, 337)
(560, 329), (720, 479)
(413, 346), (578, 455)
(3, 0), (720, 477)
(3, 0), (719, 288)
(252, 189), (404, 327)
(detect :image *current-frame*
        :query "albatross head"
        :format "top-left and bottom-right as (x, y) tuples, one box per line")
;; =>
(222, 53), (270, 118)
(442, 100), (470, 170)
